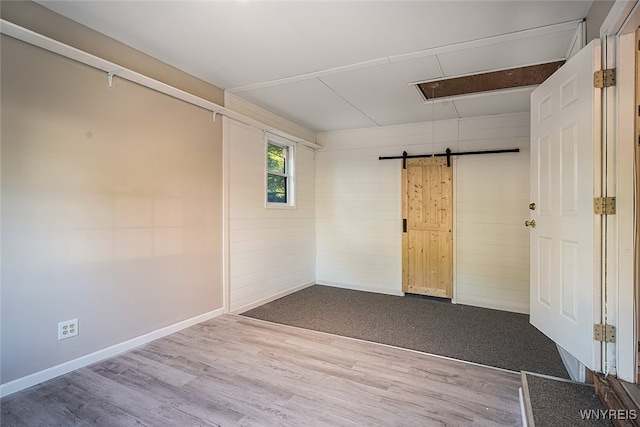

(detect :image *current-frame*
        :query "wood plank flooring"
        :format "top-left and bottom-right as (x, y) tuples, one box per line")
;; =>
(1, 315), (522, 426)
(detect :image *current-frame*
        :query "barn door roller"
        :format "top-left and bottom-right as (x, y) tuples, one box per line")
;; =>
(379, 147), (520, 168)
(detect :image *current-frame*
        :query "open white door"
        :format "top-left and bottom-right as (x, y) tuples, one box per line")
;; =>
(529, 39), (602, 372)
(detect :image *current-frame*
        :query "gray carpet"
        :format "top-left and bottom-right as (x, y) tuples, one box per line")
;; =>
(242, 285), (569, 378)
(526, 374), (612, 426)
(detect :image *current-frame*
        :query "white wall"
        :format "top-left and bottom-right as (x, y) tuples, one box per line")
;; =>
(227, 120), (316, 312)
(316, 113), (531, 313)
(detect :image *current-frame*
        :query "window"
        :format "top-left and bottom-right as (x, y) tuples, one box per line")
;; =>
(266, 139), (294, 206)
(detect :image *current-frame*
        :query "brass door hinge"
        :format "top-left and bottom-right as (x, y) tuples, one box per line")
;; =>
(594, 197), (616, 215)
(594, 324), (616, 343)
(594, 69), (616, 88)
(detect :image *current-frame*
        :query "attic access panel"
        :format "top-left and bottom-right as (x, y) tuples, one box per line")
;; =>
(417, 61), (565, 100)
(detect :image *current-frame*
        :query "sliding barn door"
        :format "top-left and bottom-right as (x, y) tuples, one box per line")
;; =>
(402, 158), (453, 298)
(529, 40), (601, 371)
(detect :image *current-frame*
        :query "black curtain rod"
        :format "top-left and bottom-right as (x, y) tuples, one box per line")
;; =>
(379, 147), (520, 168)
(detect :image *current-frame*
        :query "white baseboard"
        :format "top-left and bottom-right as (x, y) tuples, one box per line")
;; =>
(230, 281), (315, 314)
(0, 307), (224, 398)
(454, 295), (530, 314)
(315, 280), (404, 297)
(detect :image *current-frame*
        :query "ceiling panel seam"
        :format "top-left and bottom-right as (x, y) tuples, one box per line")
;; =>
(388, 19), (582, 63)
(227, 19), (582, 94)
(228, 58), (390, 94)
(317, 78), (380, 127)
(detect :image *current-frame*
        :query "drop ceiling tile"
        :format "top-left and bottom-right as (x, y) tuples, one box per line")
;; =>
(437, 29), (576, 77)
(405, 100), (460, 124)
(453, 88), (534, 118)
(320, 57), (450, 126)
(236, 79), (377, 132)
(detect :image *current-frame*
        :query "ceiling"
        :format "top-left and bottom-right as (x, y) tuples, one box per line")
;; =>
(37, 1), (594, 133)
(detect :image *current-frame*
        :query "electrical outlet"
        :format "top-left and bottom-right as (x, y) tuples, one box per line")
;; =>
(58, 319), (78, 340)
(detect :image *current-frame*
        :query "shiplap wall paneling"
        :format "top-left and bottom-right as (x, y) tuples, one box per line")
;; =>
(316, 113), (531, 313)
(316, 121), (460, 296)
(455, 156), (530, 313)
(228, 120), (316, 312)
(455, 115), (530, 313)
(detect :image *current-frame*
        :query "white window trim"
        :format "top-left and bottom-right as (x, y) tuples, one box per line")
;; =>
(265, 136), (296, 209)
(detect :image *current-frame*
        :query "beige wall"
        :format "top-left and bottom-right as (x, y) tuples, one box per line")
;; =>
(1, 34), (223, 384)
(0, 0), (224, 106)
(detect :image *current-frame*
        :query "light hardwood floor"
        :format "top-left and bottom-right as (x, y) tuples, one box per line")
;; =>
(1, 315), (522, 426)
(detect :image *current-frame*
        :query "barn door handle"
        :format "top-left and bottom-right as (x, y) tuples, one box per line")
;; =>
(403, 218), (407, 233)
(525, 220), (536, 228)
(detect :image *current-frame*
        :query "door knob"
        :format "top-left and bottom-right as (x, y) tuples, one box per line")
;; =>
(525, 220), (536, 228)
(529, 203), (536, 210)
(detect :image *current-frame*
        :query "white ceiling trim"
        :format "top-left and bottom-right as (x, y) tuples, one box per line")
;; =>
(421, 86), (537, 105)
(565, 21), (586, 58)
(228, 19), (583, 95)
(0, 19), (321, 149)
(409, 58), (567, 87)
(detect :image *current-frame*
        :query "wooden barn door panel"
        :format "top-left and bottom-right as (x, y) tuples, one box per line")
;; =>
(402, 158), (453, 298)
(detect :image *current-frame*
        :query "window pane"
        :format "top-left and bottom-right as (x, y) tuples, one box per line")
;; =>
(267, 174), (287, 203)
(267, 143), (286, 174)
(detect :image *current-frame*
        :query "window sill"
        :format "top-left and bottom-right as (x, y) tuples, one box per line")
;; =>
(266, 203), (296, 210)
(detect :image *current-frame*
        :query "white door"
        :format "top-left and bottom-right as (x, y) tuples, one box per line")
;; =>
(529, 40), (602, 371)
